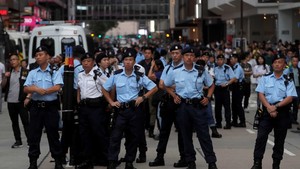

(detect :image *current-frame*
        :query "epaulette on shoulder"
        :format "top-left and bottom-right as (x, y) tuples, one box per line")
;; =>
(79, 70), (84, 73)
(114, 69), (123, 75)
(283, 74), (292, 81)
(174, 64), (183, 70)
(224, 64), (230, 70)
(50, 65), (59, 71)
(134, 65), (141, 71)
(135, 70), (144, 77)
(264, 72), (272, 76)
(93, 69), (102, 77)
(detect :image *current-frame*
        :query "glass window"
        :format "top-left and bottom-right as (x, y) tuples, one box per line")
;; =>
(40, 38), (55, 57)
(61, 38), (76, 56)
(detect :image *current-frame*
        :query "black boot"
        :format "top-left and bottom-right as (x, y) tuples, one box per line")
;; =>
(54, 158), (65, 169)
(125, 162), (136, 169)
(210, 126), (222, 138)
(77, 160), (93, 169)
(149, 154), (165, 167)
(148, 125), (155, 138)
(136, 152), (146, 163)
(107, 161), (117, 169)
(28, 158), (37, 169)
(187, 161), (196, 169)
(173, 158), (188, 168)
(272, 159), (280, 169)
(208, 162), (218, 169)
(251, 159), (262, 169)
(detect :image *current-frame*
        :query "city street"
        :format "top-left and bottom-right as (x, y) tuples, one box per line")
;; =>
(1, 92), (299, 169)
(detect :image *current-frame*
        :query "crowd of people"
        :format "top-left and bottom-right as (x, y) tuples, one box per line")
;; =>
(1, 39), (300, 169)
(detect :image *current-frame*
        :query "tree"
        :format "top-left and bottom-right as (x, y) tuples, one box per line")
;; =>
(87, 21), (118, 38)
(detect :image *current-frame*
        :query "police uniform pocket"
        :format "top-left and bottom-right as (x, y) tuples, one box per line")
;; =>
(277, 85), (286, 98)
(175, 79), (185, 89)
(265, 83), (274, 95)
(116, 83), (126, 94)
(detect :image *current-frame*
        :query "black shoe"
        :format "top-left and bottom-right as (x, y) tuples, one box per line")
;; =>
(297, 127), (300, 130)
(251, 160), (262, 169)
(136, 155), (146, 163)
(208, 162), (218, 169)
(187, 161), (196, 169)
(292, 121), (299, 125)
(149, 157), (165, 167)
(125, 162), (136, 169)
(11, 140), (23, 148)
(236, 122), (246, 128)
(77, 161), (93, 169)
(210, 126), (222, 138)
(55, 162), (65, 169)
(173, 159), (188, 168)
(223, 124), (231, 129)
(153, 134), (160, 140)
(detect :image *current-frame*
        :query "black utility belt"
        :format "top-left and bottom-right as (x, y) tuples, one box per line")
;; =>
(119, 100), (136, 109)
(31, 100), (58, 108)
(181, 97), (204, 105)
(215, 85), (229, 89)
(80, 97), (104, 107)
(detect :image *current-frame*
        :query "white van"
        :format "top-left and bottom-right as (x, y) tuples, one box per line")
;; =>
(6, 30), (29, 59)
(28, 24), (90, 64)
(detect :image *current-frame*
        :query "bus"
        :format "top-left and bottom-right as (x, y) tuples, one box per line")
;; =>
(28, 24), (91, 64)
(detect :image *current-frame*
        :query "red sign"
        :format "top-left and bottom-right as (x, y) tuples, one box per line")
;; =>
(0, 9), (8, 15)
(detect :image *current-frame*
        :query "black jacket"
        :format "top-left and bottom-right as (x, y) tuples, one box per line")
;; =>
(4, 67), (29, 102)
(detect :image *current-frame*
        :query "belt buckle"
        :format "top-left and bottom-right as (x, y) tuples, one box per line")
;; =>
(186, 99), (192, 104)
(125, 102), (130, 108)
(38, 102), (46, 108)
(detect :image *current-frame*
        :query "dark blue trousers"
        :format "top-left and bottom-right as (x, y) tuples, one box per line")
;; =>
(28, 102), (62, 160)
(176, 103), (217, 163)
(231, 83), (245, 124)
(79, 105), (108, 161)
(156, 100), (185, 157)
(253, 106), (290, 161)
(214, 86), (231, 125)
(108, 105), (142, 162)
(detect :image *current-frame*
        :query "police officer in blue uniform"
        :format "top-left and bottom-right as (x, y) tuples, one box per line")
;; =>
(230, 54), (246, 127)
(102, 48), (158, 169)
(24, 46), (64, 169)
(149, 44), (187, 167)
(76, 53), (109, 169)
(164, 47), (218, 169)
(251, 55), (297, 169)
(214, 54), (236, 129)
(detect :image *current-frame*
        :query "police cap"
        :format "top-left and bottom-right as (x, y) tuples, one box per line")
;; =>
(123, 48), (137, 59)
(73, 45), (86, 58)
(216, 54), (225, 59)
(35, 46), (49, 55)
(81, 53), (94, 61)
(94, 47), (106, 55)
(95, 52), (109, 63)
(181, 47), (195, 55)
(272, 54), (286, 63)
(170, 44), (182, 52)
(201, 52), (211, 57)
(107, 49), (115, 57)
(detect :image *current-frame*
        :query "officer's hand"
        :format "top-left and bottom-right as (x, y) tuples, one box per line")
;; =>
(110, 101), (120, 108)
(173, 95), (181, 104)
(35, 87), (47, 95)
(269, 111), (278, 118)
(200, 97), (209, 106)
(221, 83), (228, 88)
(5, 72), (10, 77)
(24, 98), (31, 107)
(135, 97), (144, 107)
(267, 105), (277, 114)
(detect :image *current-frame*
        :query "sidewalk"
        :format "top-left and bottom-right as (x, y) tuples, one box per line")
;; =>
(0, 99), (49, 169)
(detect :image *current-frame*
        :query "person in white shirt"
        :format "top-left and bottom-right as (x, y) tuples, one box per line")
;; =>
(253, 54), (270, 109)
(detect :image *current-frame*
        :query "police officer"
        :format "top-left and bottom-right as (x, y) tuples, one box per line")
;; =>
(230, 53), (246, 127)
(164, 47), (218, 169)
(149, 44), (187, 167)
(102, 48), (158, 169)
(251, 55), (297, 169)
(214, 54), (236, 129)
(76, 53), (108, 168)
(24, 46), (64, 169)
